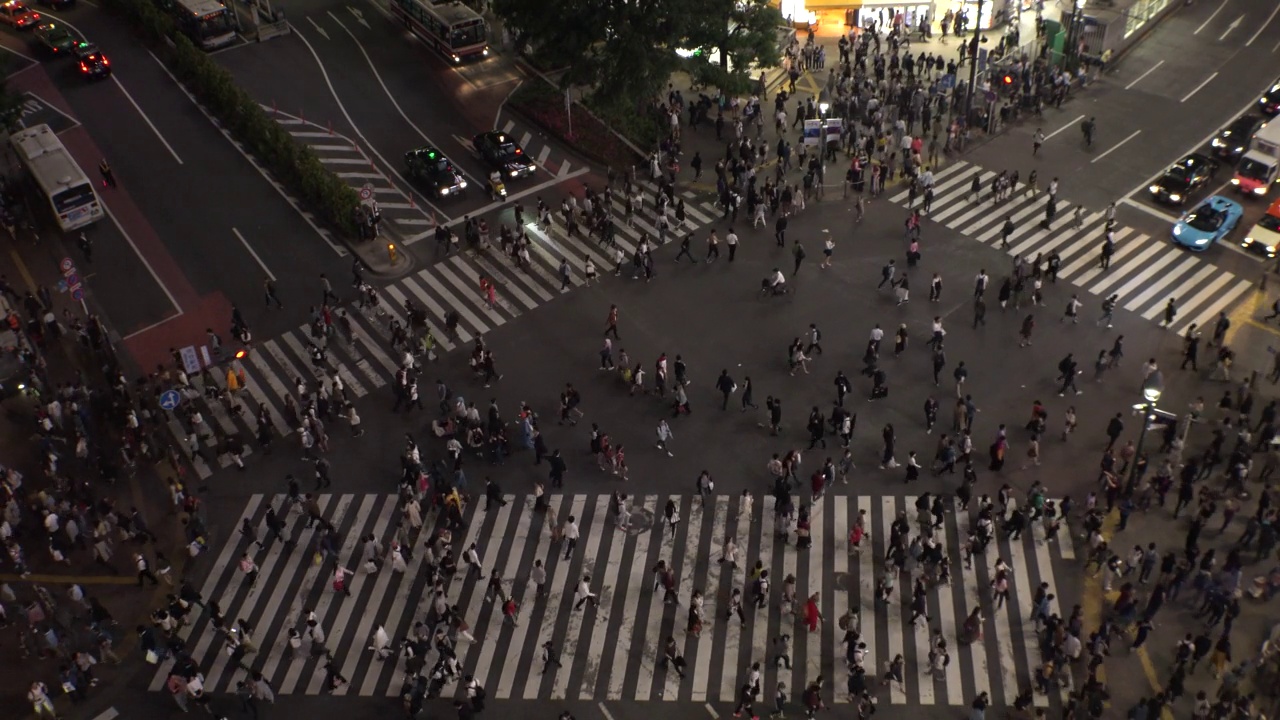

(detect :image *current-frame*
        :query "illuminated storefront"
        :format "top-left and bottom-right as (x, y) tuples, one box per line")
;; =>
(775, 0), (1010, 34)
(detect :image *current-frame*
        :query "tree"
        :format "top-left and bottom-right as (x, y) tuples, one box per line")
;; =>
(494, 0), (685, 110)
(682, 0), (783, 95)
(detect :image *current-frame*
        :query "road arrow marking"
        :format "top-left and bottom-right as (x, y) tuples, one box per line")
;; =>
(1220, 14), (1243, 41)
(347, 6), (370, 29)
(305, 16), (330, 39)
(452, 133), (475, 154)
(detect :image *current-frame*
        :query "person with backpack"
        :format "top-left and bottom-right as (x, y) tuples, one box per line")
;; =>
(465, 675), (486, 711)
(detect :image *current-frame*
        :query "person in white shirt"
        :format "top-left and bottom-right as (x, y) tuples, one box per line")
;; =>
(562, 516), (580, 560)
(574, 574), (598, 610)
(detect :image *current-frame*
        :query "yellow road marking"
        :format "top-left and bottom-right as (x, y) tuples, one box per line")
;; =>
(9, 249), (38, 293)
(1080, 508), (1173, 718)
(0, 572), (137, 585)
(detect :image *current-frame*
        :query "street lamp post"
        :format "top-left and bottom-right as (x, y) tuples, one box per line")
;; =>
(1126, 371), (1164, 496)
(1064, 0), (1087, 71)
(963, 0), (985, 121)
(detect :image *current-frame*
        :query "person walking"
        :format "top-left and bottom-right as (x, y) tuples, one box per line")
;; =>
(99, 158), (117, 188)
(264, 278), (283, 309)
(320, 273), (339, 305)
(77, 233), (93, 264)
(1162, 298), (1178, 327)
(604, 305), (620, 339)
(574, 574), (599, 610)
(541, 641), (562, 674)
(134, 553), (160, 586)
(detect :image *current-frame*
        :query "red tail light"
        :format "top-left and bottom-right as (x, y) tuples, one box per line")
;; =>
(79, 62), (86, 72)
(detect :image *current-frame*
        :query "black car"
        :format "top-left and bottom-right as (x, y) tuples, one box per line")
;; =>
(1149, 153), (1218, 205)
(405, 146), (466, 198)
(75, 42), (110, 79)
(473, 131), (536, 180)
(1212, 115), (1266, 161)
(35, 0), (74, 8)
(1261, 78), (1280, 117)
(31, 22), (75, 56)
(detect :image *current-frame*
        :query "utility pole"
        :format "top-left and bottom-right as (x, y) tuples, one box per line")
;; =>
(963, 0), (985, 122)
(1064, 0), (1086, 71)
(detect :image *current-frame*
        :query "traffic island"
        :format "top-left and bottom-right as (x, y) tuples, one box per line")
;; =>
(506, 77), (649, 172)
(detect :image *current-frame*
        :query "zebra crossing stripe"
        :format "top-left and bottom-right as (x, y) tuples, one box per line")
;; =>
(156, 493), (1074, 705)
(691, 497), (728, 702)
(893, 158), (1256, 333)
(527, 494), (588, 699)
(321, 497), (400, 693)
(632, 495), (675, 702)
(1179, 278), (1251, 333)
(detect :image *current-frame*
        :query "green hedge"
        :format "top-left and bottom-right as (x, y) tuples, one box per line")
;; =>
(100, 0), (360, 237)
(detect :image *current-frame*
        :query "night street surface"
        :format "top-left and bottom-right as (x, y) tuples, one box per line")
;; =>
(965, 0), (1280, 283)
(0, 4), (353, 373)
(209, 1), (591, 241)
(12, 2), (1280, 719)
(113, 181), (1221, 720)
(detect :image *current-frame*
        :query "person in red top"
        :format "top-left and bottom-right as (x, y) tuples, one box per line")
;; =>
(604, 304), (620, 339)
(803, 593), (822, 632)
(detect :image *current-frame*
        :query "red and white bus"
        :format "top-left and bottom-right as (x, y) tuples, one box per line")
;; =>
(389, 0), (489, 63)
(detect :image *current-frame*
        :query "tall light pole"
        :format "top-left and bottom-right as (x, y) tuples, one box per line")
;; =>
(1126, 371), (1164, 495)
(963, 0), (985, 122)
(1064, 0), (1086, 71)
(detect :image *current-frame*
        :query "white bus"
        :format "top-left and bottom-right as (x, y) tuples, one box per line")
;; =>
(390, 0), (489, 63)
(167, 0), (237, 50)
(9, 124), (104, 232)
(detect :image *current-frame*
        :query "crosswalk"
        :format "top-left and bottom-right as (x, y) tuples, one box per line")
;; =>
(267, 107), (441, 243)
(152, 492), (1076, 707)
(493, 113), (581, 180)
(890, 161), (1254, 335)
(169, 177), (724, 480)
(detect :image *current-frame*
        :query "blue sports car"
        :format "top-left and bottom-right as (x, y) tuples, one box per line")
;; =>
(1172, 195), (1244, 251)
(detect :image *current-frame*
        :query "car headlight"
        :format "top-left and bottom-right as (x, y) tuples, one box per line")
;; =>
(439, 187), (450, 196)
(508, 170), (518, 178)
(1213, 138), (1224, 147)
(1149, 185), (1160, 194)
(459, 180), (467, 189)
(1244, 237), (1255, 246)
(1173, 225), (1183, 236)
(1169, 194), (1181, 202)
(1236, 146), (1244, 153)
(1231, 178), (1241, 185)
(1255, 186), (1267, 194)
(1195, 237), (1209, 245)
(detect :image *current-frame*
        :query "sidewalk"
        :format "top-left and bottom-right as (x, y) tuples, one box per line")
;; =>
(662, 11), (1046, 198)
(0, 232), (191, 720)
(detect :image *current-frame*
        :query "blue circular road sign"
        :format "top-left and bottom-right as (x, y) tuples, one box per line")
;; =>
(159, 389), (182, 411)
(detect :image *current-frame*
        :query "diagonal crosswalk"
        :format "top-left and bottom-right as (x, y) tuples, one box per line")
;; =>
(265, 108), (441, 241)
(152, 492), (1077, 707)
(167, 178), (724, 479)
(890, 161), (1254, 335)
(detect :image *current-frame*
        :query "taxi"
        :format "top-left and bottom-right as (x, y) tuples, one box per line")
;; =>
(0, 1), (41, 30)
(1241, 198), (1280, 259)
